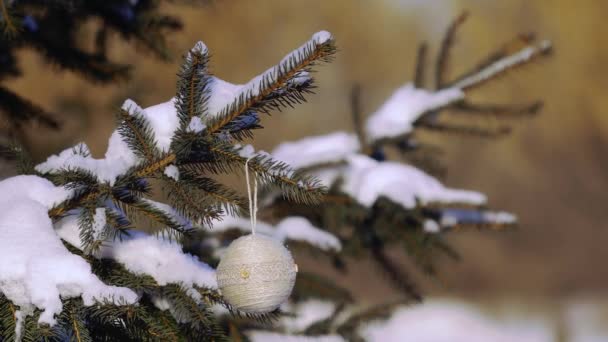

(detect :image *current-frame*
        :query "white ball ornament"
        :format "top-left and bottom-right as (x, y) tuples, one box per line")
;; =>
(216, 234), (297, 313)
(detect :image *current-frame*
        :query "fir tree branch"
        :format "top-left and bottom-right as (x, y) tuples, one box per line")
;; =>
(0, 86), (60, 129)
(134, 153), (177, 178)
(413, 42), (428, 88)
(199, 142), (326, 205)
(171, 170), (247, 216)
(447, 39), (552, 91)
(466, 32), (537, 79)
(435, 11), (469, 89)
(162, 176), (225, 227)
(175, 41), (212, 129)
(336, 301), (409, 342)
(453, 100), (543, 118)
(117, 107), (160, 162)
(371, 246), (422, 301)
(350, 84), (368, 152)
(49, 189), (101, 220)
(0, 295), (16, 341)
(417, 122), (511, 138)
(0, 0), (17, 37)
(205, 36), (335, 135)
(117, 197), (194, 238)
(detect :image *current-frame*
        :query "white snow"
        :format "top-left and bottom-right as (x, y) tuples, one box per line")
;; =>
(438, 209), (517, 227)
(112, 234), (217, 289)
(0, 175), (71, 208)
(187, 116), (206, 133)
(272, 132), (360, 170)
(207, 77), (243, 116)
(210, 215), (341, 252)
(92, 207), (107, 238)
(248, 331), (345, 342)
(0, 176), (137, 338)
(365, 83), (464, 142)
(423, 219), (440, 233)
(312, 30), (333, 44)
(290, 71), (312, 86)
(342, 155), (486, 208)
(190, 40), (208, 55)
(566, 301), (608, 342)
(440, 214), (458, 227)
(275, 217), (341, 252)
(482, 211), (517, 225)
(164, 164), (180, 181)
(210, 215), (275, 235)
(236, 144), (256, 158)
(56, 213), (217, 291)
(359, 300), (553, 342)
(282, 299), (336, 332)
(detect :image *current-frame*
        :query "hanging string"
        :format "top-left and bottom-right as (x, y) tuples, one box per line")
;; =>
(245, 156), (257, 235)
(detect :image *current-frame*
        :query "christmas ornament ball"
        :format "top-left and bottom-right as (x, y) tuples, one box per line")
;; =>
(216, 234), (297, 313)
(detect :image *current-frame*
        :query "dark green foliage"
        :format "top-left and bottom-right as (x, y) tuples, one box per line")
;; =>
(0, 26), (336, 340)
(117, 107), (160, 162)
(174, 42), (213, 130)
(0, 0), (185, 143)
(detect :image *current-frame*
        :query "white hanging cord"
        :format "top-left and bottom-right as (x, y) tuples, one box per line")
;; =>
(245, 156), (258, 235)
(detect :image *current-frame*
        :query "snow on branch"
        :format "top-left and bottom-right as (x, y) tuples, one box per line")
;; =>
(451, 40), (552, 90)
(248, 331), (345, 342)
(205, 31), (335, 135)
(36, 30), (335, 188)
(272, 132), (360, 170)
(211, 215), (341, 253)
(357, 301), (549, 342)
(438, 208), (517, 229)
(0, 176), (137, 338)
(365, 83), (464, 142)
(343, 155), (485, 208)
(55, 215), (217, 289)
(281, 299), (337, 333)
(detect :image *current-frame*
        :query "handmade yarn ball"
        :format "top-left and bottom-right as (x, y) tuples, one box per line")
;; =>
(216, 234), (297, 313)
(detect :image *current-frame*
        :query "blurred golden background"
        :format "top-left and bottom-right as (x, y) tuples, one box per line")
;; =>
(3, 0), (607, 323)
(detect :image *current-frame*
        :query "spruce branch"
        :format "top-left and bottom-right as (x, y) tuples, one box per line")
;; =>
(0, 0), (17, 37)
(435, 11), (469, 89)
(447, 39), (552, 91)
(170, 170), (247, 216)
(336, 302), (409, 342)
(0, 294), (16, 341)
(175, 41), (212, 129)
(134, 152), (177, 178)
(78, 202), (99, 254)
(350, 84), (368, 151)
(453, 100), (543, 118)
(205, 36), (335, 135)
(163, 284), (225, 340)
(413, 42), (428, 88)
(117, 107), (160, 162)
(0, 86), (60, 129)
(417, 121), (511, 138)
(162, 176), (225, 227)
(466, 32), (537, 80)
(116, 197), (194, 238)
(185, 141), (326, 205)
(26, 34), (132, 83)
(45, 167), (99, 190)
